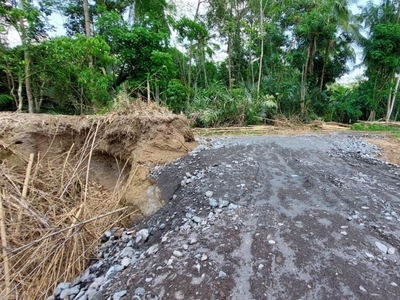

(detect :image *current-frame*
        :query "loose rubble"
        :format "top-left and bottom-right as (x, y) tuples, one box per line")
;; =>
(50, 134), (400, 300)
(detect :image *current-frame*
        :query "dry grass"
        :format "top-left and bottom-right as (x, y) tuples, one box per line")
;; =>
(0, 121), (134, 300)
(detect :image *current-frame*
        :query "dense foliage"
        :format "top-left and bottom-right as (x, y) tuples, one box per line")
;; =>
(0, 0), (400, 124)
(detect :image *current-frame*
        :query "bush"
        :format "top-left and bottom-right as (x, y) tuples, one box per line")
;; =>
(187, 83), (277, 127)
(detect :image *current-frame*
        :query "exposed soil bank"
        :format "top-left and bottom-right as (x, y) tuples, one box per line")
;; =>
(0, 111), (196, 217)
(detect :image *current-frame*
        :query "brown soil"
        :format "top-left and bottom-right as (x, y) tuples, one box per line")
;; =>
(0, 111), (196, 217)
(0, 109), (196, 299)
(365, 136), (400, 166)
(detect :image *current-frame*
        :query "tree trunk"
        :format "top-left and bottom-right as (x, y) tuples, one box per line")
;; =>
(24, 51), (34, 113)
(300, 38), (315, 115)
(320, 42), (331, 91)
(186, 0), (204, 102)
(386, 73), (400, 121)
(83, 0), (91, 37)
(18, 0), (33, 113)
(18, 75), (23, 112)
(257, 0), (265, 98)
(227, 36), (233, 89)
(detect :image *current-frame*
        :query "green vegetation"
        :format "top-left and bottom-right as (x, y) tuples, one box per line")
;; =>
(351, 123), (400, 133)
(0, 0), (400, 125)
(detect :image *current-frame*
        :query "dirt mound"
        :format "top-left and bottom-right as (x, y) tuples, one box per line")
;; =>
(0, 109), (195, 299)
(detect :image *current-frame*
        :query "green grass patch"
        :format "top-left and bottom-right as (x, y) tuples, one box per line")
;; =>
(351, 123), (400, 133)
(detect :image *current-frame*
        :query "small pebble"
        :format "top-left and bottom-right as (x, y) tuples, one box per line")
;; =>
(189, 238), (197, 245)
(201, 254), (208, 261)
(268, 240), (276, 245)
(205, 191), (214, 197)
(173, 250), (183, 258)
(113, 290), (127, 300)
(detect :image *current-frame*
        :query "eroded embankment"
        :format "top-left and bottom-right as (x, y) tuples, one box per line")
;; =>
(0, 110), (195, 299)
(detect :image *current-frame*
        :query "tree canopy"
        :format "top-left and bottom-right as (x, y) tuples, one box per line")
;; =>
(0, 0), (399, 124)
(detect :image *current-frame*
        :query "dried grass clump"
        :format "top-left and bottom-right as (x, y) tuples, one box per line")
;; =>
(0, 122), (134, 300)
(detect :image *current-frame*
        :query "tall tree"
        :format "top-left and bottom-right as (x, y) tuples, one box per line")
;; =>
(360, 0), (400, 121)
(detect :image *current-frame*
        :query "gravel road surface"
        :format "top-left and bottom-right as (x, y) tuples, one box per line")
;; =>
(52, 133), (400, 300)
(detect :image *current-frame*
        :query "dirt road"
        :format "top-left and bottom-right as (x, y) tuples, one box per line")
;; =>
(53, 133), (400, 300)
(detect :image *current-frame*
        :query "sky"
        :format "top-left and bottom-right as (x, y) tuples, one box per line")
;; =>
(4, 0), (378, 83)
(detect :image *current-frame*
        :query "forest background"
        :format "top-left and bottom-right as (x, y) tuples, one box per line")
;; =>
(1, 0), (400, 127)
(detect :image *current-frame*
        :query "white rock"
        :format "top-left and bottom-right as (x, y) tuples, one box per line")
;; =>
(136, 229), (149, 243)
(388, 247), (396, 255)
(201, 254), (208, 261)
(189, 238), (197, 245)
(391, 282), (398, 287)
(113, 290), (127, 300)
(192, 216), (202, 223)
(375, 241), (388, 253)
(359, 285), (367, 292)
(218, 271), (227, 278)
(340, 231), (348, 236)
(205, 191), (213, 197)
(268, 240), (276, 245)
(121, 257), (131, 267)
(365, 252), (374, 259)
(173, 250), (183, 258)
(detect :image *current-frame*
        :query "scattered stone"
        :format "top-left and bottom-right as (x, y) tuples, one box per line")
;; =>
(347, 216), (353, 221)
(340, 231), (348, 236)
(120, 247), (134, 258)
(359, 285), (367, 292)
(183, 244), (189, 250)
(121, 257), (131, 267)
(105, 265), (124, 279)
(209, 198), (218, 208)
(258, 264), (264, 270)
(361, 206), (369, 210)
(205, 191), (214, 197)
(219, 200), (229, 208)
(375, 241), (388, 253)
(218, 271), (227, 278)
(159, 223), (166, 230)
(189, 238), (197, 245)
(146, 244), (159, 256)
(135, 287), (146, 296)
(136, 229), (149, 242)
(391, 282), (398, 287)
(192, 216), (202, 224)
(268, 240), (276, 245)
(175, 291), (185, 300)
(365, 252), (374, 259)
(114, 230), (123, 239)
(113, 290), (127, 300)
(276, 256), (282, 263)
(55, 282), (71, 296)
(59, 286), (80, 299)
(145, 277), (153, 283)
(228, 203), (238, 209)
(201, 254), (208, 261)
(173, 250), (183, 258)
(388, 247), (396, 255)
